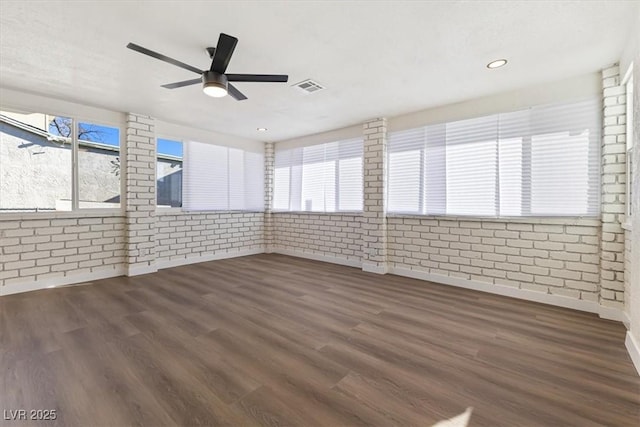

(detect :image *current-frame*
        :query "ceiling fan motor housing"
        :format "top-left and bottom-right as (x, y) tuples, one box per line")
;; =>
(202, 71), (228, 97)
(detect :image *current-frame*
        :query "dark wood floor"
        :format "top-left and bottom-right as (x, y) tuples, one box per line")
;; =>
(1, 254), (639, 426)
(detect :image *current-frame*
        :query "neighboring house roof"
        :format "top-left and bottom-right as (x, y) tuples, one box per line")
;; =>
(0, 114), (182, 161)
(0, 113), (53, 139)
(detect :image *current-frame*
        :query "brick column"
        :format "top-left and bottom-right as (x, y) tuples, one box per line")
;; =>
(125, 113), (157, 276)
(264, 141), (275, 253)
(362, 118), (388, 273)
(600, 64), (627, 309)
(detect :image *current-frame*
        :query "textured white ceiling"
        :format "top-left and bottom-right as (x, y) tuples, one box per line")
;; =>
(0, 1), (637, 141)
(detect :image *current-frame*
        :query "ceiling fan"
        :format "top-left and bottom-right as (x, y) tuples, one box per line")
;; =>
(126, 33), (288, 101)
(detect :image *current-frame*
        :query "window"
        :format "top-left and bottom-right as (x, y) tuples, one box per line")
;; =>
(76, 121), (121, 209)
(0, 109), (120, 212)
(274, 138), (363, 212)
(182, 141), (264, 211)
(387, 98), (601, 217)
(157, 138), (183, 207)
(624, 65), (634, 220)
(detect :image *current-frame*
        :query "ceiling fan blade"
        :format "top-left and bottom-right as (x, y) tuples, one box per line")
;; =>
(226, 74), (289, 83)
(161, 78), (202, 89)
(127, 43), (202, 75)
(210, 33), (238, 74)
(227, 84), (247, 101)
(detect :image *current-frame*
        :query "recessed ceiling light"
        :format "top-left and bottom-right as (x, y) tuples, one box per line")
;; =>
(257, 127), (267, 132)
(487, 59), (508, 69)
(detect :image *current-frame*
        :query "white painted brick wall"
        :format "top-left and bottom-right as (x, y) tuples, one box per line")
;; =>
(264, 142), (275, 253)
(624, 230), (632, 315)
(0, 215), (125, 287)
(600, 65), (627, 309)
(362, 118), (388, 272)
(387, 216), (602, 301)
(155, 212), (264, 263)
(630, 57), (640, 344)
(125, 113), (157, 274)
(272, 213), (363, 264)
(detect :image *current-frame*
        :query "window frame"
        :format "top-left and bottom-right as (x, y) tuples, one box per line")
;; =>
(155, 135), (184, 210)
(0, 106), (124, 216)
(75, 118), (123, 211)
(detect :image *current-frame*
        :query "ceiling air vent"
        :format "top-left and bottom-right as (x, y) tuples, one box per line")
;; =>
(293, 79), (325, 94)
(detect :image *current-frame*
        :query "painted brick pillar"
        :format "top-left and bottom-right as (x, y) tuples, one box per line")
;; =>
(125, 113), (157, 276)
(362, 118), (388, 273)
(264, 141), (275, 253)
(630, 59), (640, 346)
(600, 64), (627, 309)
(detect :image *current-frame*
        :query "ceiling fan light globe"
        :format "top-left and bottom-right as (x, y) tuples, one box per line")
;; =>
(202, 71), (229, 97)
(203, 85), (227, 97)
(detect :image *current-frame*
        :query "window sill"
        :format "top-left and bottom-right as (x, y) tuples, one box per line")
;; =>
(386, 213), (601, 227)
(622, 221), (633, 231)
(156, 209), (265, 216)
(156, 207), (185, 214)
(0, 209), (125, 221)
(271, 210), (364, 215)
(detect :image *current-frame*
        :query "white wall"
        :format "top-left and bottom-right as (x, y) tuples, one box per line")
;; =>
(155, 119), (264, 153)
(272, 212), (363, 267)
(0, 87), (125, 129)
(276, 123), (362, 150)
(388, 73), (601, 132)
(156, 211), (264, 268)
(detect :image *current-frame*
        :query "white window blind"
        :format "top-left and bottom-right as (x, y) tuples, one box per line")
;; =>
(183, 141), (264, 211)
(387, 98), (601, 217)
(274, 138), (363, 212)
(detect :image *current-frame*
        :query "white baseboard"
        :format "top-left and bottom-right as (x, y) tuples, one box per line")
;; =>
(625, 332), (640, 376)
(157, 247), (265, 270)
(0, 266), (126, 296)
(388, 266), (602, 315)
(267, 254), (625, 321)
(598, 305), (630, 324)
(362, 262), (388, 274)
(0, 248), (266, 296)
(272, 248), (361, 268)
(126, 263), (158, 277)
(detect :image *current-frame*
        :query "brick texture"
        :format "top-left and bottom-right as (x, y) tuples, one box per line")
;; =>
(362, 118), (388, 272)
(600, 64), (627, 309)
(264, 142), (275, 253)
(272, 213), (363, 264)
(624, 230), (632, 315)
(630, 58), (640, 342)
(125, 113), (157, 274)
(0, 216), (125, 287)
(388, 217), (602, 301)
(155, 212), (264, 263)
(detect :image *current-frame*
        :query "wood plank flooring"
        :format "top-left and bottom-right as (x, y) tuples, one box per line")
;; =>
(1, 253), (639, 426)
